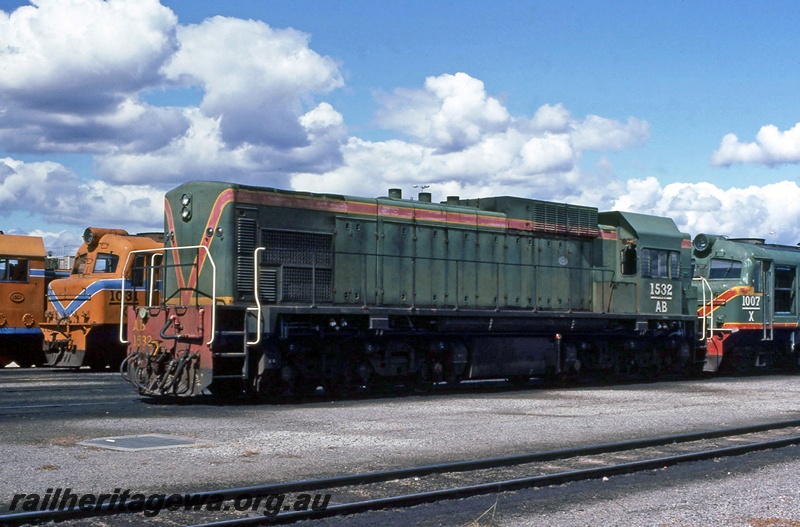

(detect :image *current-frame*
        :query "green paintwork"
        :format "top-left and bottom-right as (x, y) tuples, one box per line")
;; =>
(161, 181), (695, 321)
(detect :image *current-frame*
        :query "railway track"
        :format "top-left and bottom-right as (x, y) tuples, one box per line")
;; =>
(0, 368), (137, 417)
(4, 418), (800, 526)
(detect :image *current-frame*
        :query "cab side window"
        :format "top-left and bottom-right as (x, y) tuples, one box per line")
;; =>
(709, 258), (742, 279)
(621, 244), (637, 276)
(641, 249), (680, 279)
(94, 253), (119, 274)
(0, 258), (28, 282)
(72, 254), (88, 275)
(774, 266), (796, 314)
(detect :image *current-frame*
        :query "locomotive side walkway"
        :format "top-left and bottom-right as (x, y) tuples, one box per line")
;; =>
(1, 369), (800, 525)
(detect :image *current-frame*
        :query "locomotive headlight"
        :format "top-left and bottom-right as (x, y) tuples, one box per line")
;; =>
(82, 228), (94, 245)
(693, 233), (715, 253)
(180, 193), (192, 222)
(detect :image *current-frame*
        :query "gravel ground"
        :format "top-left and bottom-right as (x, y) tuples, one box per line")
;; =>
(333, 446), (800, 527)
(2, 371), (800, 525)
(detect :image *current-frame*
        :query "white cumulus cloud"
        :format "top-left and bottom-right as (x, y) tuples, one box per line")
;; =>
(293, 72), (646, 205)
(711, 123), (800, 167)
(612, 177), (800, 243)
(0, 157), (163, 232)
(375, 72), (511, 153)
(0, 0), (346, 183)
(162, 16), (344, 149)
(0, 0), (184, 153)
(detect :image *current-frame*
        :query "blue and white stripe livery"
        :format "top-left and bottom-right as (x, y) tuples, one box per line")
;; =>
(47, 279), (132, 319)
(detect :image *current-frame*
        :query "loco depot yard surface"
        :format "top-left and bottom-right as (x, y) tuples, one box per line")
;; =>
(2, 370), (800, 526)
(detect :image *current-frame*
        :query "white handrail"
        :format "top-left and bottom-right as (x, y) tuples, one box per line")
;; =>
(693, 277), (737, 340)
(148, 253), (163, 306)
(119, 245), (217, 346)
(246, 247), (265, 345)
(119, 247), (162, 345)
(693, 277), (714, 340)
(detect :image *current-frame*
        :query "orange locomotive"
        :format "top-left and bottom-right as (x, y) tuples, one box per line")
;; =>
(42, 228), (162, 369)
(0, 232), (48, 367)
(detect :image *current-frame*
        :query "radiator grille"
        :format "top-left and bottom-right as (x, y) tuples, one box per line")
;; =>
(281, 268), (333, 302)
(567, 206), (599, 237)
(237, 217), (258, 293)
(237, 217), (257, 251)
(531, 203), (598, 237)
(238, 255), (254, 292)
(262, 230), (332, 266)
(261, 229), (333, 303)
(259, 269), (278, 302)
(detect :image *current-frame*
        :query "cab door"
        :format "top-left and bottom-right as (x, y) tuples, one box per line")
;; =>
(757, 259), (773, 341)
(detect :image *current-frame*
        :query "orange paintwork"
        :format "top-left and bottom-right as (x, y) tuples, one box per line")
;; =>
(41, 228), (162, 368)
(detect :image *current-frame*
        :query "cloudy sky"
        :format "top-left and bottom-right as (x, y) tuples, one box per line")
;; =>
(2, 0), (800, 252)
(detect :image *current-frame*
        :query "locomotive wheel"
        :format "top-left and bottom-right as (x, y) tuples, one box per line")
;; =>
(321, 341), (358, 397)
(15, 348), (46, 368)
(322, 362), (357, 397)
(723, 347), (755, 374)
(445, 373), (462, 386)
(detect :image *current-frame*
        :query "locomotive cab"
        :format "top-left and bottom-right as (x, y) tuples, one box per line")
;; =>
(592, 211), (699, 374)
(598, 211), (695, 318)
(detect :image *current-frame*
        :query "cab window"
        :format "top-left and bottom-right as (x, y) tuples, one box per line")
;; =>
(94, 253), (119, 274)
(641, 249), (680, 279)
(709, 258), (742, 279)
(753, 261), (762, 292)
(72, 253), (88, 275)
(621, 244), (637, 276)
(774, 266), (796, 314)
(0, 258), (28, 282)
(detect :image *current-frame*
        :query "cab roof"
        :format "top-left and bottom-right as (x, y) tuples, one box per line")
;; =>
(0, 234), (46, 259)
(599, 211), (685, 249)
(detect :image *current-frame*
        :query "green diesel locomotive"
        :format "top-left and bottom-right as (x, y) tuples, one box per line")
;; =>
(121, 181), (702, 397)
(693, 234), (800, 372)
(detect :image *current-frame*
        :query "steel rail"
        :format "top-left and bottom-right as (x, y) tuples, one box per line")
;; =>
(3, 418), (800, 526)
(189, 432), (800, 526)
